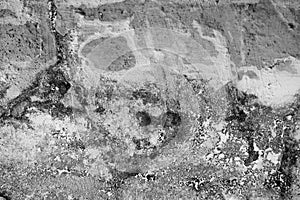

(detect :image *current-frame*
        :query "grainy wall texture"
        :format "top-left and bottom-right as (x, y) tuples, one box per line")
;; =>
(0, 0), (300, 199)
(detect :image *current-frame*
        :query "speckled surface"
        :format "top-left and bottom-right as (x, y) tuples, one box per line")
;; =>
(0, 0), (300, 199)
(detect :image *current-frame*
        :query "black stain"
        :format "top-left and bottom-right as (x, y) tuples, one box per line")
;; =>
(132, 137), (151, 150)
(31, 100), (73, 119)
(264, 132), (300, 198)
(136, 111), (151, 126)
(95, 105), (106, 114)
(132, 88), (160, 105)
(244, 137), (259, 166)
(163, 110), (181, 129)
(0, 190), (11, 200)
(288, 22), (295, 30)
(34, 68), (71, 99)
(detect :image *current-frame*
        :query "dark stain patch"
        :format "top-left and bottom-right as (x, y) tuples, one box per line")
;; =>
(0, 85), (9, 99)
(34, 68), (71, 100)
(225, 103), (247, 123)
(265, 137), (300, 199)
(31, 101), (74, 119)
(117, 170), (140, 180)
(220, 177), (239, 188)
(132, 137), (151, 150)
(224, 85), (274, 167)
(136, 111), (151, 127)
(224, 84), (300, 198)
(185, 177), (224, 199)
(0, 68), (73, 122)
(225, 84), (256, 106)
(0, 95), (31, 121)
(95, 105), (106, 114)
(163, 110), (181, 129)
(73, 1), (134, 21)
(0, 68), (73, 121)
(108, 169), (140, 191)
(288, 22), (296, 30)
(67, 139), (86, 150)
(95, 84), (114, 102)
(244, 137), (259, 166)
(0, 190), (12, 200)
(9, 98), (31, 119)
(48, 0), (72, 66)
(132, 88), (160, 105)
(265, 137), (299, 199)
(0, 9), (16, 18)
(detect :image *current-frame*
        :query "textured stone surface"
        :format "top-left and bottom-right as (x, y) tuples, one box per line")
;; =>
(0, 0), (300, 199)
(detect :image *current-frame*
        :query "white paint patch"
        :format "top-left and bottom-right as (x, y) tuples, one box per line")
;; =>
(237, 57), (300, 107)
(266, 151), (281, 165)
(57, 0), (126, 8)
(5, 85), (20, 100)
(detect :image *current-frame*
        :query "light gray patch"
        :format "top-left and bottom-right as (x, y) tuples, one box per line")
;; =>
(87, 35), (132, 69)
(237, 70), (258, 80)
(107, 51), (136, 72)
(245, 70), (259, 79)
(274, 60), (297, 74)
(106, 35), (128, 49)
(199, 37), (218, 57)
(133, 28), (148, 49)
(146, 8), (168, 28)
(231, 64), (237, 76)
(182, 57), (191, 65)
(237, 71), (244, 80)
(201, 25), (216, 38)
(191, 29), (219, 58)
(81, 37), (107, 56)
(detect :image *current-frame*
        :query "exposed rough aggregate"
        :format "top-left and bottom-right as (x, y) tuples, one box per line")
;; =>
(0, 0), (300, 199)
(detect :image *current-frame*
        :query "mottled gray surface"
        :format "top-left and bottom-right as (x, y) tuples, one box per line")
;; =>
(0, 0), (300, 200)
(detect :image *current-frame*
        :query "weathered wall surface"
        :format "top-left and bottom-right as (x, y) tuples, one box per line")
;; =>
(0, 0), (300, 200)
